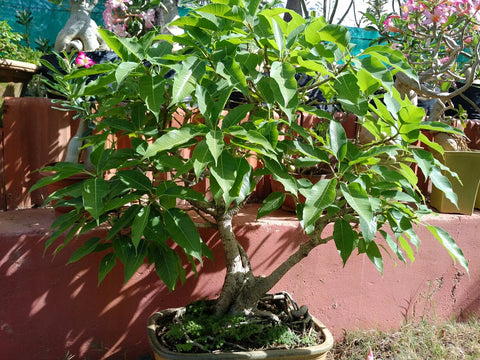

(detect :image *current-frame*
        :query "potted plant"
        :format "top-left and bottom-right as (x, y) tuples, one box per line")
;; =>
(364, 0), (480, 214)
(32, 0), (468, 357)
(0, 20), (42, 119)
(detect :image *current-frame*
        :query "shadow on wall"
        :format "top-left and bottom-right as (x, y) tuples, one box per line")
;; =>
(0, 206), (312, 360)
(1, 97), (76, 210)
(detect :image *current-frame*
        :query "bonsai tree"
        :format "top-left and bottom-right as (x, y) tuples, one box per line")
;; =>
(33, 0), (468, 352)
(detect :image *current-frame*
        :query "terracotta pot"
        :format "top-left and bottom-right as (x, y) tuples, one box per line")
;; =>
(147, 307), (334, 360)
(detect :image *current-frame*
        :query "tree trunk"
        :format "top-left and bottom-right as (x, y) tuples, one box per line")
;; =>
(214, 213), (259, 315)
(55, 0), (108, 52)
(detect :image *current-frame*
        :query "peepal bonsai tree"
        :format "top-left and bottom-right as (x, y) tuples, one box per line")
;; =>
(34, 0), (468, 321)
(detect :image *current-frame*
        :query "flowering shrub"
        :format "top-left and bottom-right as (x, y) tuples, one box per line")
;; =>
(103, 0), (157, 37)
(365, 0), (480, 94)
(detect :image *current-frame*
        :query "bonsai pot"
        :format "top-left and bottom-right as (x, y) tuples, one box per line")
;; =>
(430, 150), (480, 214)
(147, 306), (334, 360)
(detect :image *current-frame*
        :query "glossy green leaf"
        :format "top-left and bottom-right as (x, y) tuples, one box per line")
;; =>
(340, 182), (373, 224)
(82, 178), (109, 220)
(333, 219), (356, 265)
(206, 129), (224, 164)
(131, 205), (150, 249)
(192, 140), (214, 179)
(257, 192), (286, 219)
(270, 61), (298, 120)
(107, 204), (140, 240)
(301, 178), (337, 230)
(68, 237), (102, 264)
(328, 120), (347, 161)
(366, 241), (383, 274)
(172, 57), (205, 104)
(210, 151), (238, 206)
(380, 230), (406, 264)
(429, 167), (458, 206)
(113, 237), (148, 283)
(221, 104), (254, 129)
(139, 74), (165, 117)
(116, 170), (152, 192)
(115, 62), (138, 85)
(333, 73), (368, 115)
(427, 225), (469, 272)
(149, 242), (183, 290)
(98, 253), (117, 285)
(164, 208), (203, 261)
(144, 125), (205, 158)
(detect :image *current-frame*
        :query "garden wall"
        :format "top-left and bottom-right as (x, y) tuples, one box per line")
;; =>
(0, 206), (479, 360)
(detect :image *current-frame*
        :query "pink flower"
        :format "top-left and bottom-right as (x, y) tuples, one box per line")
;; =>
(366, 347), (374, 360)
(140, 9), (156, 29)
(75, 52), (95, 68)
(383, 15), (403, 33)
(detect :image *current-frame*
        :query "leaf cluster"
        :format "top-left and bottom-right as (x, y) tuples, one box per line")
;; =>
(34, 0), (468, 294)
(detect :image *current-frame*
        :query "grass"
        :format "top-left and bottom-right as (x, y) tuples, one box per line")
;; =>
(327, 317), (480, 359)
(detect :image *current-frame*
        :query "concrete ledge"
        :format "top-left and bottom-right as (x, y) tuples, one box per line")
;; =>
(1, 206), (479, 359)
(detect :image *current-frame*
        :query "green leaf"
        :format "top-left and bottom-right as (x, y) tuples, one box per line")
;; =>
(139, 74), (165, 117)
(131, 205), (151, 249)
(210, 151), (238, 207)
(82, 178), (109, 220)
(68, 237), (102, 264)
(333, 73), (368, 115)
(329, 120), (347, 161)
(149, 242), (183, 290)
(333, 219), (356, 265)
(301, 178), (337, 230)
(206, 129), (224, 164)
(366, 241), (383, 274)
(98, 29), (144, 61)
(144, 125), (205, 158)
(107, 204), (140, 240)
(430, 167), (458, 206)
(380, 230), (406, 264)
(116, 170), (153, 192)
(30, 162), (88, 193)
(113, 237), (148, 283)
(270, 61), (298, 120)
(98, 253), (117, 285)
(164, 208), (203, 261)
(264, 157), (297, 195)
(197, 3), (244, 22)
(172, 57), (205, 104)
(272, 18), (285, 54)
(257, 192), (286, 219)
(221, 104), (254, 129)
(192, 140), (214, 179)
(115, 62), (138, 85)
(340, 182), (373, 224)
(426, 225), (468, 273)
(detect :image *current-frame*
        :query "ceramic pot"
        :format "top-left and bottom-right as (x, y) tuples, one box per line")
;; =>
(147, 307), (334, 360)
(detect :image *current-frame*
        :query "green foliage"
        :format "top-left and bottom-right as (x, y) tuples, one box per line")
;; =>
(35, 0), (467, 296)
(164, 300), (317, 352)
(0, 20), (43, 64)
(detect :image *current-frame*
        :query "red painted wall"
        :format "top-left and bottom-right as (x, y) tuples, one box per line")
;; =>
(0, 206), (479, 360)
